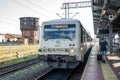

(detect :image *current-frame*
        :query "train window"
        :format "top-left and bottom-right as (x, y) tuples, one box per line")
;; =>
(87, 34), (90, 41)
(43, 24), (76, 40)
(86, 34), (88, 41)
(83, 31), (85, 42)
(84, 32), (87, 42)
(81, 28), (83, 43)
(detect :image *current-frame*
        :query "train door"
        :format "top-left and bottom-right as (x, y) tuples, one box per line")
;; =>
(84, 31), (88, 52)
(80, 27), (84, 62)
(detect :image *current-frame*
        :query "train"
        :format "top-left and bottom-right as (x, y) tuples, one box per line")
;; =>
(38, 19), (92, 69)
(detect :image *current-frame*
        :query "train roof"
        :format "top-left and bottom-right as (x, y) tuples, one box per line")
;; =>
(42, 19), (81, 24)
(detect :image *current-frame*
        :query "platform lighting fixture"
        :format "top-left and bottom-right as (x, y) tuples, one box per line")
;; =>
(101, 10), (106, 15)
(109, 15), (115, 21)
(101, 0), (108, 15)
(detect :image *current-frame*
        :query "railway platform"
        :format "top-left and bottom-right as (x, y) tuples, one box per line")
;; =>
(81, 43), (119, 80)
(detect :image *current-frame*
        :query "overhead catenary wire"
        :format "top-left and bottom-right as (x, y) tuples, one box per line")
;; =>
(0, 17), (20, 27)
(0, 19), (18, 26)
(10, 0), (52, 18)
(26, 0), (64, 19)
(25, 0), (56, 15)
(0, 17), (17, 22)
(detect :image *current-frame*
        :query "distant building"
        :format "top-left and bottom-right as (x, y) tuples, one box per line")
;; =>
(20, 17), (39, 43)
(0, 33), (31, 44)
(5, 33), (21, 42)
(0, 33), (5, 42)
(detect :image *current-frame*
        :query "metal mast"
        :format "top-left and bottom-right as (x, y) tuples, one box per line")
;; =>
(61, 1), (91, 19)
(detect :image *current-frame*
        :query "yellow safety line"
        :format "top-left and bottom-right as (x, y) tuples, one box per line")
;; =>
(100, 62), (118, 80)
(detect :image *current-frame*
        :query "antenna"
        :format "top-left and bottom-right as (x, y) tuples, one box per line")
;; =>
(70, 12), (79, 19)
(56, 13), (63, 18)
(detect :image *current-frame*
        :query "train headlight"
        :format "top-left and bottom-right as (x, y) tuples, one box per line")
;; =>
(70, 49), (74, 53)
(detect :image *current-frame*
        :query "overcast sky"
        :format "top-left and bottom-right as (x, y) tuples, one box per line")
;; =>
(0, 0), (94, 37)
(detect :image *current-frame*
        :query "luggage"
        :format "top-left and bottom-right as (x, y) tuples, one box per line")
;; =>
(97, 54), (102, 61)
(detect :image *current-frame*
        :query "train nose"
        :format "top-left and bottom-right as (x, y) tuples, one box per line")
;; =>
(66, 56), (76, 62)
(55, 56), (62, 62)
(56, 40), (61, 44)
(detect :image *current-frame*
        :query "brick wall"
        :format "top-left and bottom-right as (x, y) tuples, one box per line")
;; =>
(21, 30), (37, 43)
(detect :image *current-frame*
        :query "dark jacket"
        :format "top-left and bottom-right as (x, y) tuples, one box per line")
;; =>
(99, 40), (108, 51)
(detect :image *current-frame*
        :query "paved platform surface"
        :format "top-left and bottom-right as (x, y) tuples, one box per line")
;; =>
(106, 50), (120, 79)
(81, 45), (104, 80)
(81, 44), (119, 80)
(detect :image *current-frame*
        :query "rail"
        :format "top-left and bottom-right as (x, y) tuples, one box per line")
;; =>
(0, 58), (39, 76)
(37, 68), (73, 80)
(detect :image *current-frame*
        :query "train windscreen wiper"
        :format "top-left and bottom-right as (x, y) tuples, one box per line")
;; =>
(66, 37), (73, 41)
(45, 38), (51, 41)
(45, 37), (73, 41)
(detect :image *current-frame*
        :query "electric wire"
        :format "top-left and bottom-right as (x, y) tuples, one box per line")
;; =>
(26, 0), (64, 19)
(10, 0), (52, 18)
(0, 17), (17, 22)
(25, 0), (56, 15)
(0, 17), (18, 24)
(0, 19), (18, 26)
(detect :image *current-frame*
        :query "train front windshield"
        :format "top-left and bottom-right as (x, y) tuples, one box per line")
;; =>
(44, 24), (76, 40)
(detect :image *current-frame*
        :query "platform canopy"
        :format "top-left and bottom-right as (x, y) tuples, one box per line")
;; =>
(92, 0), (120, 35)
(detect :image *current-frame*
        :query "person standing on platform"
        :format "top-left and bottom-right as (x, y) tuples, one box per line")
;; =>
(99, 38), (108, 63)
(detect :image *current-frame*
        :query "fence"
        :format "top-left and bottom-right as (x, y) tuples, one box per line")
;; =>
(0, 44), (39, 62)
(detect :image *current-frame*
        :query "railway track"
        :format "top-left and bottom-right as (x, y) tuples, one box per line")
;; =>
(15, 67), (53, 80)
(0, 47), (92, 79)
(34, 47), (92, 80)
(36, 68), (73, 80)
(0, 58), (39, 76)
